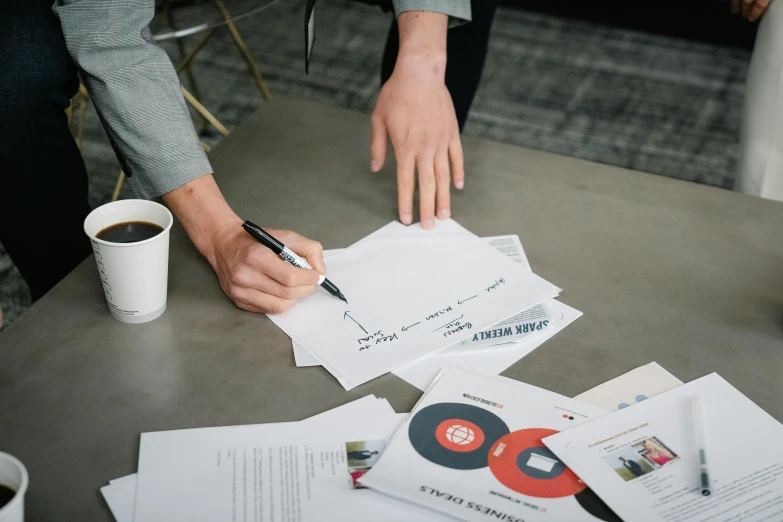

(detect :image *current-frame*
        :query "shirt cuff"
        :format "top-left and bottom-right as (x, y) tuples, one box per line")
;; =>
(126, 154), (214, 200)
(391, 0), (472, 26)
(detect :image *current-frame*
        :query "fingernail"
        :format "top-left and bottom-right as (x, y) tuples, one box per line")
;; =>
(438, 208), (450, 219)
(370, 159), (380, 171)
(455, 180), (464, 189)
(423, 219), (435, 229)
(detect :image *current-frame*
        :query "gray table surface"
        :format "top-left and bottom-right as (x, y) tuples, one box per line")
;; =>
(1, 97), (782, 521)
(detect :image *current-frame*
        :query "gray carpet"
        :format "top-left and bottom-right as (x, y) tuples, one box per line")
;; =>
(0, 0), (752, 328)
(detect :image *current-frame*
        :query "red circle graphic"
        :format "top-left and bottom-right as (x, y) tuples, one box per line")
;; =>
(488, 428), (586, 498)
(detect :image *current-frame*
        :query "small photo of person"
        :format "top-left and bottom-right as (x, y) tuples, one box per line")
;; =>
(635, 437), (679, 468)
(345, 440), (386, 489)
(603, 436), (679, 482)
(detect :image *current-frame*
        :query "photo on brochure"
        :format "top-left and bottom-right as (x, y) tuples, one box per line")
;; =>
(602, 436), (680, 482)
(346, 440), (386, 489)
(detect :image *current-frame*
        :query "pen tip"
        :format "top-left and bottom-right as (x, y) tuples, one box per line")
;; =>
(339, 295), (348, 304)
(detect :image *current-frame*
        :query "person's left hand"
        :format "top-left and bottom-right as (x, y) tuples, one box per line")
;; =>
(370, 11), (464, 230)
(732, 0), (772, 22)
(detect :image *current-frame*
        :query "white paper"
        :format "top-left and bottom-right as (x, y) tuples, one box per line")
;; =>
(133, 414), (456, 521)
(360, 368), (612, 521)
(544, 373), (783, 522)
(393, 299), (581, 391)
(101, 475), (137, 522)
(292, 233), (539, 367)
(101, 395), (396, 522)
(271, 220), (561, 389)
(573, 362), (683, 412)
(482, 235), (531, 270)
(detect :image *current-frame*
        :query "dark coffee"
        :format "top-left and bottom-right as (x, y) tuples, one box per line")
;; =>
(97, 221), (164, 244)
(0, 484), (16, 509)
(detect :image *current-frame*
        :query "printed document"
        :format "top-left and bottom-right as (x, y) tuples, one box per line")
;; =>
(360, 368), (615, 521)
(544, 373), (783, 522)
(393, 299), (581, 391)
(133, 413), (458, 521)
(573, 362), (683, 412)
(102, 395), (396, 522)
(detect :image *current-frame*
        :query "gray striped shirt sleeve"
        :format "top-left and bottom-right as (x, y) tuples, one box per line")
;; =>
(392, 0), (472, 25)
(53, 0), (213, 200)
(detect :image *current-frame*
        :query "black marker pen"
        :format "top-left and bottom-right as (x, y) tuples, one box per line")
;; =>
(242, 221), (347, 303)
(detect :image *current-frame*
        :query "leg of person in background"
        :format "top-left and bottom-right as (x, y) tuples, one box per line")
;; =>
(381, 0), (499, 131)
(737, 0), (783, 201)
(0, 0), (93, 302)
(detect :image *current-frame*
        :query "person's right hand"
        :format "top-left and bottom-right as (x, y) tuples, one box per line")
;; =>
(207, 221), (326, 314)
(732, 0), (773, 21)
(163, 175), (326, 315)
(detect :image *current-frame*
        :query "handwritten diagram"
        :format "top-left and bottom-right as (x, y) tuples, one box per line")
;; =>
(347, 277), (507, 352)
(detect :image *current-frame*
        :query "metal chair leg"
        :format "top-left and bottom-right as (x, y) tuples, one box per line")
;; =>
(214, 0), (272, 101)
(112, 171), (125, 202)
(175, 28), (216, 75)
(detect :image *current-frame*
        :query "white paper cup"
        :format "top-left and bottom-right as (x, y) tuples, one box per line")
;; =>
(83, 200), (173, 324)
(0, 453), (28, 522)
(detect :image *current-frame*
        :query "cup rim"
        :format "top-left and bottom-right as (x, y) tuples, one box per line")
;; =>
(84, 199), (174, 248)
(0, 452), (28, 518)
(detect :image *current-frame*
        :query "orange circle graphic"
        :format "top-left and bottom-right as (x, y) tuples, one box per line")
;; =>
(435, 419), (486, 453)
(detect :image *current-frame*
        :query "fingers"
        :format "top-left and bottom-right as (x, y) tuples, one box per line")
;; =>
(397, 154), (416, 225)
(742, 0), (753, 17)
(449, 135), (465, 190)
(370, 112), (388, 173)
(281, 230), (326, 275)
(230, 286), (298, 315)
(417, 156), (437, 229)
(749, 0), (769, 20)
(229, 258), (317, 298)
(731, 0), (741, 14)
(435, 151), (451, 220)
(263, 254), (321, 288)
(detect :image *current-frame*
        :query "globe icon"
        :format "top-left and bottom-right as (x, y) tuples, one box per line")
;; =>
(446, 424), (475, 445)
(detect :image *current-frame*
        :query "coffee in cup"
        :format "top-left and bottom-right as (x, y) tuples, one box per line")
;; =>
(83, 199), (174, 324)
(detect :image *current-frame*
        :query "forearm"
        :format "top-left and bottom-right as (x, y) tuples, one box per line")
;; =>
(395, 11), (448, 77)
(54, 0), (211, 199)
(162, 175), (241, 265)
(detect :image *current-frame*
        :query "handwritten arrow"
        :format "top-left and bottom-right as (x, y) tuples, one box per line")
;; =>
(402, 322), (420, 332)
(432, 314), (464, 332)
(458, 295), (477, 305)
(344, 311), (367, 334)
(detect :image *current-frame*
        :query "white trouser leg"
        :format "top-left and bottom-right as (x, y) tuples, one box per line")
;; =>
(738, 0), (783, 201)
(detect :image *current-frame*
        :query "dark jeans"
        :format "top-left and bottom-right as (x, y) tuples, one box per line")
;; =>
(380, 1), (498, 130)
(0, 0), (92, 301)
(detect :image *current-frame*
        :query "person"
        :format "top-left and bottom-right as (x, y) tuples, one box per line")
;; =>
(360, 0), (496, 227)
(618, 456), (645, 478)
(0, 0), (470, 318)
(738, 0), (783, 200)
(347, 449), (380, 461)
(642, 440), (675, 466)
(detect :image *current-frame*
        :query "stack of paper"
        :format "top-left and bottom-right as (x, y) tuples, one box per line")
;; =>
(274, 220), (580, 390)
(100, 395), (454, 521)
(103, 364), (668, 521)
(110, 362), (783, 521)
(357, 366), (783, 522)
